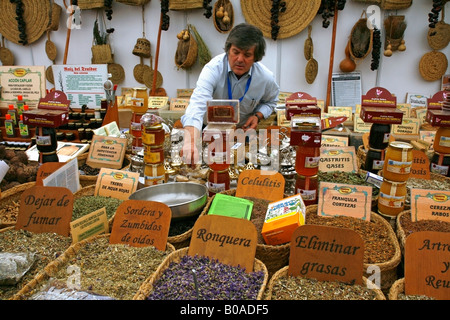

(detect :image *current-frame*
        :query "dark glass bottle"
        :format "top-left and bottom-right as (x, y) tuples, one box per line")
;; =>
(368, 123), (391, 150)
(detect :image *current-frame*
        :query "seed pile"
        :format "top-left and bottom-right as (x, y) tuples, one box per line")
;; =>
(270, 276), (378, 300)
(243, 196), (271, 245)
(405, 177), (450, 205)
(72, 196), (124, 221)
(0, 229), (72, 300)
(318, 171), (380, 197)
(0, 200), (20, 225)
(399, 211), (450, 235)
(397, 293), (435, 300)
(49, 237), (170, 300)
(147, 255), (265, 300)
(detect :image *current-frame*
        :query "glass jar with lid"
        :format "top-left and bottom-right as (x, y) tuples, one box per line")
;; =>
(382, 141), (413, 182)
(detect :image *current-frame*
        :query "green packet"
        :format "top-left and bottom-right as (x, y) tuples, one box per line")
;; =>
(207, 193), (253, 220)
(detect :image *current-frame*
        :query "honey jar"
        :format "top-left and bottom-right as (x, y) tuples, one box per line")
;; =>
(207, 169), (230, 197)
(130, 112), (143, 138)
(295, 174), (318, 206)
(433, 127), (450, 154)
(377, 179), (407, 217)
(142, 124), (165, 146)
(382, 141), (413, 182)
(130, 87), (148, 114)
(294, 145), (320, 176)
(144, 144), (164, 164)
(144, 162), (165, 177)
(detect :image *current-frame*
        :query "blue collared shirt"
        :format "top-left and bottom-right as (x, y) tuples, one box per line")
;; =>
(181, 53), (280, 131)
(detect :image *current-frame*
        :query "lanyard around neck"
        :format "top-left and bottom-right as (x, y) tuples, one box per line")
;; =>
(227, 73), (252, 102)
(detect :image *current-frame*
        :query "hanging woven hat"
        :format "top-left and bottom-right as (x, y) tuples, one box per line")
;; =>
(0, 0), (51, 45)
(419, 51), (448, 81)
(427, 21), (450, 50)
(240, 0), (321, 40)
(133, 38), (152, 58)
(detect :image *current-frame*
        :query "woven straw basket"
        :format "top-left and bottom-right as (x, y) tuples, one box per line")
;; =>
(427, 21), (450, 50)
(133, 38), (151, 58)
(169, 0), (203, 10)
(175, 33), (198, 70)
(0, 182), (36, 229)
(77, 0), (105, 10)
(306, 204), (402, 293)
(381, 0), (412, 10)
(12, 234), (175, 300)
(91, 44), (114, 65)
(133, 247), (269, 300)
(419, 51), (448, 82)
(349, 17), (373, 61)
(213, 0), (234, 33)
(265, 266), (386, 300)
(116, 0), (151, 5)
(77, 153), (131, 187)
(388, 278), (406, 300)
(214, 189), (291, 276)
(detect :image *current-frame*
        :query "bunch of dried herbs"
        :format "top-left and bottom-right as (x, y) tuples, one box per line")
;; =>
(72, 196), (124, 221)
(48, 237), (170, 300)
(147, 255), (265, 300)
(270, 276), (378, 300)
(0, 229), (72, 300)
(399, 211), (450, 235)
(405, 177), (450, 205)
(318, 171), (380, 197)
(0, 200), (19, 225)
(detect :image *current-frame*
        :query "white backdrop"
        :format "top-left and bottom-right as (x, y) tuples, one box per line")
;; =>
(3, 0), (449, 106)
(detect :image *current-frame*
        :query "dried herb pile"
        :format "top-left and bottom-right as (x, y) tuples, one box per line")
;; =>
(147, 255), (265, 300)
(270, 276), (378, 300)
(0, 229), (72, 300)
(318, 171), (380, 197)
(399, 211), (450, 235)
(72, 196), (124, 221)
(49, 237), (170, 300)
(405, 177), (450, 205)
(0, 200), (20, 226)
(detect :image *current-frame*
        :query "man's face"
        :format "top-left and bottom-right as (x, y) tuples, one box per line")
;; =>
(228, 44), (256, 77)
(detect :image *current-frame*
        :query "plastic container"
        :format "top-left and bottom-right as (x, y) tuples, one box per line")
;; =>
(294, 145), (320, 176)
(207, 169), (230, 197)
(4, 114), (15, 138)
(295, 174), (318, 206)
(18, 115), (30, 138)
(382, 141), (413, 182)
(433, 126), (450, 154)
(16, 95), (25, 115)
(377, 179), (407, 217)
(7, 104), (18, 126)
(368, 123), (391, 150)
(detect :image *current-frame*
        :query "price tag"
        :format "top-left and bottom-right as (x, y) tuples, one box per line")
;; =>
(16, 186), (73, 236)
(410, 189), (450, 223)
(405, 231), (450, 300)
(70, 208), (109, 243)
(188, 215), (257, 273)
(289, 225), (365, 285)
(236, 169), (285, 202)
(317, 182), (372, 221)
(95, 168), (140, 200)
(86, 135), (127, 169)
(319, 146), (358, 173)
(110, 200), (171, 251)
(169, 98), (189, 111)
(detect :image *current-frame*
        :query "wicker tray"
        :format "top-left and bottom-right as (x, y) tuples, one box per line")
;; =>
(265, 265), (386, 300)
(306, 204), (401, 293)
(133, 247), (268, 300)
(0, 182), (36, 229)
(12, 233), (175, 300)
(78, 153), (131, 187)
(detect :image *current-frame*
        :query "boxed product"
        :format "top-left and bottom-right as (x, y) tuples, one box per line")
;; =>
(261, 194), (306, 246)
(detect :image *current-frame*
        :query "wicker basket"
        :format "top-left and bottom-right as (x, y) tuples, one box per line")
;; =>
(133, 38), (151, 58)
(0, 182), (36, 229)
(265, 266), (386, 300)
(133, 247), (269, 300)
(213, 188), (291, 277)
(175, 31), (198, 70)
(349, 16), (373, 61)
(213, 0), (234, 33)
(306, 204), (401, 293)
(12, 233), (175, 300)
(78, 153), (131, 187)
(77, 0), (105, 9)
(381, 0), (412, 10)
(116, 0), (151, 5)
(91, 44), (114, 65)
(169, 0), (203, 10)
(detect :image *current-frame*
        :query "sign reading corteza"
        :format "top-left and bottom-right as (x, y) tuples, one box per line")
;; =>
(289, 225), (365, 285)
(188, 215), (257, 273)
(15, 186), (73, 237)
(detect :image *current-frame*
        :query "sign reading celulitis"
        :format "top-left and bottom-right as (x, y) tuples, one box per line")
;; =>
(86, 135), (127, 169)
(235, 169), (285, 202)
(16, 186), (73, 236)
(188, 215), (257, 273)
(289, 225), (365, 285)
(405, 231), (449, 300)
(109, 200), (171, 251)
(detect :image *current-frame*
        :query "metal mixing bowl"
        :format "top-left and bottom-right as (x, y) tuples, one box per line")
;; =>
(129, 182), (208, 220)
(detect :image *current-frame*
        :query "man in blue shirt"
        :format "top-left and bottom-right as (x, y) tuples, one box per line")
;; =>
(180, 23), (280, 166)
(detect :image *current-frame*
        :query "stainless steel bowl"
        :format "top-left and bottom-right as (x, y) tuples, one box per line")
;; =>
(129, 182), (208, 220)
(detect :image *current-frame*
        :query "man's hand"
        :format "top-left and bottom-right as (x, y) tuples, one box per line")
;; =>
(242, 112), (262, 131)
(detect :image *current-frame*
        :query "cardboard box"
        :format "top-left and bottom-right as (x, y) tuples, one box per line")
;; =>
(426, 109), (450, 127)
(290, 130), (322, 147)
(360, 106), (403, 124)
(261, 194), (306, 245)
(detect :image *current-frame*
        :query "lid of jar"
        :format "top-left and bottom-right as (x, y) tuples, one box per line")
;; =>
(297, 174), (318, 179)
(382, 177), (407, 185)
(389, 141), (413, 150)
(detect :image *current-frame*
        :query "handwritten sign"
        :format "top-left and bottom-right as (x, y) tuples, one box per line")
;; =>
(404, 231), (450, 300)
(16, 186), (73, 236)
(289, 225), (365, 285)
(319, 146), (358, 173)
(35, 162), (66, 186)
(148, 96), (168, 109)
(110, 200), (171, 250)
(169, 98), (189, 111)
(86, 135), (127, 169)
(318, 182), (372, 221)
(95, 168), (140, 200)
(188, 215), (257, 272)
(236, 169), (285, 202)
(392, 118), (420, 135)
(321, 135), (349, 147)
(410, 150), (430, 179)
(410, 189), (450, 223)
(70, 208), (109, 243)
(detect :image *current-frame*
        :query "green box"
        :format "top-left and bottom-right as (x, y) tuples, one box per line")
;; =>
(208, 193), (253, 220)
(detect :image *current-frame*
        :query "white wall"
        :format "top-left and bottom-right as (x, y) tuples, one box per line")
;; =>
(4, 0), (449, 106)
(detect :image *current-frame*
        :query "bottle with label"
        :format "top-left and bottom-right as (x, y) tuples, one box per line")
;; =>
(295, 174), (318, 206)
(207, 169), (230, 197)
(5, 114), (15, 138)
(368, 123), (391, 150)
(18, 115), (30, 138)
(16, 95), (25, 115)
(35, 127), (58, 154)
(364, 147), (385, 174)
(430, 152), (450, 177)
(7, 104), (18, 126)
